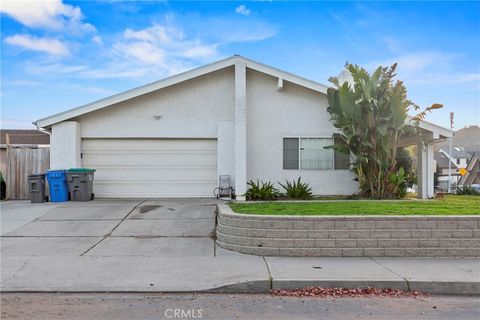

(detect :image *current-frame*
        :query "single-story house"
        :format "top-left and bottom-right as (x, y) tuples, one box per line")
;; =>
(34, 56), (452, 199)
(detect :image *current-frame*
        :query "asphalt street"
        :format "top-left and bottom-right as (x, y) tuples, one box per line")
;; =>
(2, 293), (479, 320)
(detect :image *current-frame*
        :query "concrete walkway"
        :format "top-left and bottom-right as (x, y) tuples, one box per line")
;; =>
(1, 200), (479, 294)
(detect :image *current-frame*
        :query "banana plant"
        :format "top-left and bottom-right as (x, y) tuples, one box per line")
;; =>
(326, 63), (442, 198)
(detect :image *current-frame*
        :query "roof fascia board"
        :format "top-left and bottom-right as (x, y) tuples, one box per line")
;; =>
(244, 59), (330, 94)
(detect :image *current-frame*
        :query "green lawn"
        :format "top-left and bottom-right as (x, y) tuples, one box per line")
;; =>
(229, 195), (480, 216)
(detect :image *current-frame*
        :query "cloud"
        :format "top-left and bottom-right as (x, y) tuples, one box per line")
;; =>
(114, 41), (166, 65)
(17, 14), (278, 81)
(0, 0), (95, 33)
(25, 62), (88, 75)
(111, 23), (220, 76)
(92, 36), (103, 44)
(182, 44), (218, 59)
(391, 52), (456, 73)
(124, 24), (180, 44)
(365, 51), (478, 87)
(235, 5), (251, 16)
(5, 34), (70, 56)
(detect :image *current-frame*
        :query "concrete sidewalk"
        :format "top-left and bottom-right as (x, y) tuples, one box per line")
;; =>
(1, 200), (479, 295)
(2, 254), (479, 294)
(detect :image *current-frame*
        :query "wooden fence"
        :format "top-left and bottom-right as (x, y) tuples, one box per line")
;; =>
(5, 147), (50, 200)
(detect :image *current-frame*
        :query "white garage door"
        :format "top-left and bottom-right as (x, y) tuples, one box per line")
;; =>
(82, 139), (217, 198)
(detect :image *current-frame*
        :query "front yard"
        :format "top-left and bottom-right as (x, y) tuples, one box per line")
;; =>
(230, 195), (480, 215)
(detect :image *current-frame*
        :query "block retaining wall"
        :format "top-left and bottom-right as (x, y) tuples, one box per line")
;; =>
(216, 204), (480, 257)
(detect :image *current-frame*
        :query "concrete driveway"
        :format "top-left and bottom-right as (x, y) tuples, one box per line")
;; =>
(1, 198), (219, 258)
(1, 199), (272, 292)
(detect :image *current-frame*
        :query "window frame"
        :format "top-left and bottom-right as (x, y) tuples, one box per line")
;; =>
(282, 136), (350, 171)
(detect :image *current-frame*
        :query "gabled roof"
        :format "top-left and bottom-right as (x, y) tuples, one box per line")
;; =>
(434, 152), (452, 169)
(439, 148), (472, 159)
(33, 55), (454, 140)
(34, 55), (331, 128)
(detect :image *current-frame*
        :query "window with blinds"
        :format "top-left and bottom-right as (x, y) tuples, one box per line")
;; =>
(283, 137), (350, 170)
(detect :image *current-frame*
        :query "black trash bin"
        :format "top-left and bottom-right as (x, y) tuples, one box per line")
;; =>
(28, 174), (46, 203)
(66, 168), (96, 201)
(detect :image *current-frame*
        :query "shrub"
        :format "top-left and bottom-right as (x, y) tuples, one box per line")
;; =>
(456, 185), (480, 195)
(396, 147), (416, 188)
(279, 177), (313, 200)
(387, 167), (407, 199)
(245, 180), (280, 201)
(326, 63), (442, 199)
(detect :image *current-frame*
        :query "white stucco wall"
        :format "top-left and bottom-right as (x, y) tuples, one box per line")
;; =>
(48, 65), (360, 196)
(75, 67), (235, 138)
(217, 121), (235, 186)
(50, 121), (81, 170)
(245, 69), (358, 195)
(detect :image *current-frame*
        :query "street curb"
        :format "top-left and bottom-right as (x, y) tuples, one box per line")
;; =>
(3, 280), (478, 295)
(210, 279), (480, 295)
(271, 280), (480, 295)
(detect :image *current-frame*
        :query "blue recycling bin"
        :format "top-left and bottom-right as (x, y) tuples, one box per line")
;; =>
(46, 170), (69, 202)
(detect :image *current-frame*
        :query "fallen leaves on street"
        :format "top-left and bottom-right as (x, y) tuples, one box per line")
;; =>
(271, 287), (425, 298)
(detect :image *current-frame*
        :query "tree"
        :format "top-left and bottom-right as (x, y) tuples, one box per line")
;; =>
(326, 63), (442, 199)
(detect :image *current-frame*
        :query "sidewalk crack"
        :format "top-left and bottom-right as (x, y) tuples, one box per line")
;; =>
(3, 258), (28, 283)
(79, 200), (146, 256)
(369, 257), (411, 291)
(262, 256), (273, 290)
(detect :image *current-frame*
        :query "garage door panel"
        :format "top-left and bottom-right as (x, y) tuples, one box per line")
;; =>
(94, 185), (215, 198)
(82, 154), (216, 166)
(82, 139), (216, 151)
(93, 169), (217, 181)
(82, 139), (217, 198)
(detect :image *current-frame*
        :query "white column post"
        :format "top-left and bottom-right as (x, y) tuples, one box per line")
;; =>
(417, 139), (435, 199)
(50, 121), (81, 170)
(234, 60), (247, 200)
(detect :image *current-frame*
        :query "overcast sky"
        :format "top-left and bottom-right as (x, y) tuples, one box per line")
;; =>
(1, 1), (479, 130)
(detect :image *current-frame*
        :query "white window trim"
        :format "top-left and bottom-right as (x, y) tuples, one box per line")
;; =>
(283, 136), (336, 171)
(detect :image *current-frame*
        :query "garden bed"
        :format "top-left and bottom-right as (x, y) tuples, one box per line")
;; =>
(216, 198), (480, 257)
(230, 195), (480, 216)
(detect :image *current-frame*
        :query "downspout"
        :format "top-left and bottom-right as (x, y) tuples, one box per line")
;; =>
(33, 121), (52, 137)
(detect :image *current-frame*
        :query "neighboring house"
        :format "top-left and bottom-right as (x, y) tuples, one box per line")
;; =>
(435, 147), (480, 191)
(0, 129), (50, 175)
(459, 152), (480, 186)
(0, 130), (50, 199)
(34, 56), (451, 199)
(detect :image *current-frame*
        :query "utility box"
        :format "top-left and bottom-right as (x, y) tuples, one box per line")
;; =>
(67, 168), (96, 201)
(28, 174), (46, 203)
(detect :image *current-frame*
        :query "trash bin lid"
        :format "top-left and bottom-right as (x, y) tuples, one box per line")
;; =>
(68, 168), (96, 172)
(47, 170), (67, 174)
(28, 173), (45, 178)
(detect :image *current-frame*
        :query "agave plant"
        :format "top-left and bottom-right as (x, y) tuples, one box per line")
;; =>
(326, 63), (442, 199)
(279, 177), (313, 200)
(244, 180), (280, 201)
